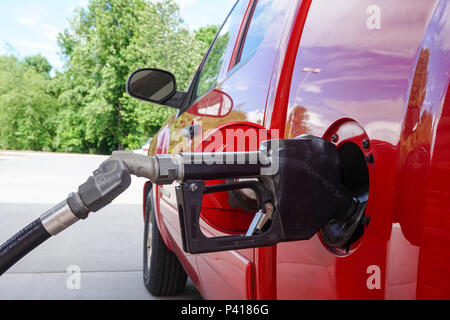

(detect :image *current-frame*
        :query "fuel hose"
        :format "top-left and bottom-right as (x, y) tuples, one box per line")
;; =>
(0, 150), (269, 276)
(0, 139), (358, 276)
(0, 158), (132, 276)
(0, 219), (51, 276)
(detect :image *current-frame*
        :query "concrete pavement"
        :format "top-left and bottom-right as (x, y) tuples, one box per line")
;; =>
(0, 151), (202, 300)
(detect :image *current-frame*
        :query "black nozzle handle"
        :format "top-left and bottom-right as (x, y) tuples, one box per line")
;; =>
(110, 150), (274, 184)
(180, 151), (272, 181)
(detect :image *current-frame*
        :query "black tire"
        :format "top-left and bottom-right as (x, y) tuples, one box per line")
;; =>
(143, 191), (187, 296)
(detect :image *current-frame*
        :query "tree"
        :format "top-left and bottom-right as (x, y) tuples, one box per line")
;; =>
(24, 54), (52, 76)
(0, 56), (56, 151)
(195, 25), (219, 54)
(55, 0), (204, 154)
(0, 0), (208, 154)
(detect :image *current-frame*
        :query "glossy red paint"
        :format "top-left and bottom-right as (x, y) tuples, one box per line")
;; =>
(146, 0), (450, 299)
(268, 0), (312, 136)
(274, 0), (450, 300)
(197, 122), (270, 235)
(255, 0), (312, 300)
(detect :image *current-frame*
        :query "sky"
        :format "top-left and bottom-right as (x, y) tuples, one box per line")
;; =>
(0, 0), (236, 71)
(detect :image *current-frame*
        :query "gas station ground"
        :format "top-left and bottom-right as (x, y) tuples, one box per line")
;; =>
(0, 151), (201, 300)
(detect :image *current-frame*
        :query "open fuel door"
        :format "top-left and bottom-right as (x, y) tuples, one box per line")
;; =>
(175, 135), (367, 254)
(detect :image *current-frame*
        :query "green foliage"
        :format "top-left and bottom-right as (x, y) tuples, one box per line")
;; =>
(0, 56), (57, 151)
(195, 25), (219, 54)
(24, 54), (52, 76)
(0, 0), (208, 154)
(195, 25), (229, 99)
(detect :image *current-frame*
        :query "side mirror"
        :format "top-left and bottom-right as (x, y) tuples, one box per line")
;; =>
(127, 68), (185, 108)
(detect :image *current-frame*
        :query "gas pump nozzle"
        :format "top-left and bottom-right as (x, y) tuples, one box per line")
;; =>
(110, 135), (359, 254)
(0, 135), (361, 275)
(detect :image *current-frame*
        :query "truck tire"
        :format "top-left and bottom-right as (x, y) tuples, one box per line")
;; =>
(143, 192), (187, 296)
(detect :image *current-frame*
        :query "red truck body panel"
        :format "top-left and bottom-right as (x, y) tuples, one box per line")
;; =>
(148, 0), (450, 299)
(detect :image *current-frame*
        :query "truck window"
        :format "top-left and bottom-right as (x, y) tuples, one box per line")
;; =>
(194, 0), (248, 100)
(236, 0), (282, 65)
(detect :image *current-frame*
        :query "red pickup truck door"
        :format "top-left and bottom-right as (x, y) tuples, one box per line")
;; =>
(271, 0), (446, 299)
(155, 0), (450, 300)
(157, 0), (301, 299)
(194, 0), (301, 300)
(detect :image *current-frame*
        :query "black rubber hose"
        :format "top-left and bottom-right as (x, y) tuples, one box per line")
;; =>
(0, 219), (51, 276)
(0, 159), (132, 277)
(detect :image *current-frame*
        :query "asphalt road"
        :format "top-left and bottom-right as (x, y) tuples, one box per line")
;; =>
(0, 150), (201, 300)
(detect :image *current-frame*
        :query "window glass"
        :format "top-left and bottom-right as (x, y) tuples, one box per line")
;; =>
(194, 1), (247, 100)
(238, 0), (282, 64)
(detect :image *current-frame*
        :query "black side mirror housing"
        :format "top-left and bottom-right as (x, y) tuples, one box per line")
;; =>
(127, 68), (186, 109)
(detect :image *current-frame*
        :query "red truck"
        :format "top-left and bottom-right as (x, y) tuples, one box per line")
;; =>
(135, 0), (450, 299)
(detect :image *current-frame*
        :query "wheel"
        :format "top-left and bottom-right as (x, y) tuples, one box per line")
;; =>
(143, 190), (187, 296)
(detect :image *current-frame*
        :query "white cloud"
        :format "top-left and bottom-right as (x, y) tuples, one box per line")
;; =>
(247, 109), (264, 124)
(41, 24), (60, 42)
(301, 0), (437, 57)
(17, 15), (61, 47)
(175, 0), (197, 10)
(14, 41), (53, 50)
(303, 85), (322, 94)
(437, 1), (450, 50)
(305, 111), (328, 129)
(323, 97), (406, 124)
(18, 18), (38, 27)
(66, 0), (89, 14)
